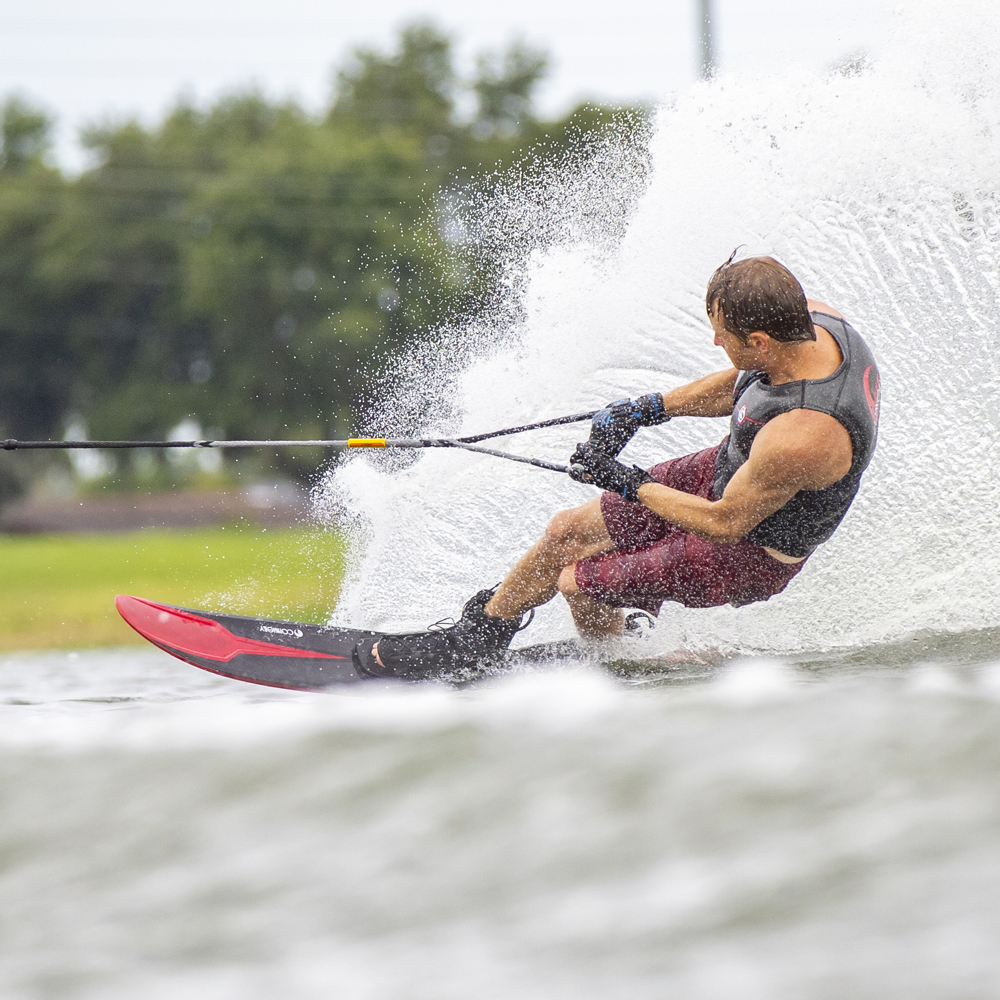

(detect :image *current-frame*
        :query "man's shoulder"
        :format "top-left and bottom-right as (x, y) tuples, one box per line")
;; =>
(761, 406), (851, 438)
(752, 409), (854, 487)
(805, 298), (844, 319)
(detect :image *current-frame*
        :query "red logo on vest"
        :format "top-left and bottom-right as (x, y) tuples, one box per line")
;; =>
(863, 366), (881, 424)
(736, 404), (764, 427)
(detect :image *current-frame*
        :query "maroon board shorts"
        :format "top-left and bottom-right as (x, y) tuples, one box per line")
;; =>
(573, 443), (807, 615)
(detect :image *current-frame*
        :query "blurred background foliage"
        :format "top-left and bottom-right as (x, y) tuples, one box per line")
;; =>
(0, 23), (643, 497)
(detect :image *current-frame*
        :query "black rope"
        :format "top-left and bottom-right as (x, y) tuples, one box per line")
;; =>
(1, 439), (217, 450)
(0, 409), (597, 453)
(455, 410), (597, 443)
(0, 409), (597, 473)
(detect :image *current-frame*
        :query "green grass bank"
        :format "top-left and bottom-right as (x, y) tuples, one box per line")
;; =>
(0, 527), (348, 651)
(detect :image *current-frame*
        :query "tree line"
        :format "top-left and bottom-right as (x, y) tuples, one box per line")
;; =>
(0, 24), (643, 495)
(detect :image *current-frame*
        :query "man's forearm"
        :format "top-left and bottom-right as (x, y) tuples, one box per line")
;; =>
(659, 369), (738, 419)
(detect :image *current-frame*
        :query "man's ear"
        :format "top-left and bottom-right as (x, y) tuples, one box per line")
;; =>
(747, 330), (770, 353)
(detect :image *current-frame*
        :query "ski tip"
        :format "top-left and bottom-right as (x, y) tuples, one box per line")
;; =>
(116, 594), (156, 616)
(116, 594), (173, 629)
(116, 594), (251, 662)
(116, 594), (186, 647)
(115, 595), (347, 668)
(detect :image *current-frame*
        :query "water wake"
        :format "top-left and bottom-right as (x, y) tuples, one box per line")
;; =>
(316, 0), (1000, 657)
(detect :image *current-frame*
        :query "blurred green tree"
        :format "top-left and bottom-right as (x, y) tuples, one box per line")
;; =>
(0, 98), (67, 497)
(1, 97), (52, 174)
(472, 40), (549, 140)
(0, 24), (646, 492)
(329, 23), (455, 137)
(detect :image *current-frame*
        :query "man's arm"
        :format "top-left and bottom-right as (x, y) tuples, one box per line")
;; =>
(587, 368), (738, 457)
(634, 409), (854, 544)
(657, 368), (739, 419)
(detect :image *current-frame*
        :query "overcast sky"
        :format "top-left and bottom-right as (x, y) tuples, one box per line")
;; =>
(0, 0), (893, 171)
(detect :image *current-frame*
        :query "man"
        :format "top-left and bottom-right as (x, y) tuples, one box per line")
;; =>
(353, 254), (881, 678)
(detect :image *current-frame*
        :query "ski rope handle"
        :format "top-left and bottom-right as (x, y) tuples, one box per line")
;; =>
(0, 410), (601, 474)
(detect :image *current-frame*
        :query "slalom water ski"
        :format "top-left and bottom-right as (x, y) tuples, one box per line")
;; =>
(116, 595), (375, 689)
(116, 595), (590, 690)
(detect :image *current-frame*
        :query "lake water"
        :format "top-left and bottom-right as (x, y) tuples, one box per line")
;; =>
(1, 643), (1000, 998)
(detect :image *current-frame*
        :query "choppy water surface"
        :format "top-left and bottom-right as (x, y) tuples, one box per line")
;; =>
(7, 0), (1000, 995)
(2, 644), (1000, 999)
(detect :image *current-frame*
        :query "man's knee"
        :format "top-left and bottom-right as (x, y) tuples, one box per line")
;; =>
(544, 508), (580, 547)
(557, 563), (579, 596)
(543, 504), (598, 555)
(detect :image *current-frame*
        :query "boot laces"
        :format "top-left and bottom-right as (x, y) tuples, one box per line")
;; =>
(426, 617), (457, 634)
(424, 607), (534, 634)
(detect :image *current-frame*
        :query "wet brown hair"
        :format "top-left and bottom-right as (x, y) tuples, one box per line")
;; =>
(706, 253), (815, 343)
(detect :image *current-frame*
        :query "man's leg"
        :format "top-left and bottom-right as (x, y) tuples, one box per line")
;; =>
(373, 495), (618, 667)
(556, 565), (626, 639)
(484, 496), (616, 620)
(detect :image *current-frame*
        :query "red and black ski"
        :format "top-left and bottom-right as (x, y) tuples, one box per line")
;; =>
(117, 595), (592, 691)
(116, 595), (376, 690)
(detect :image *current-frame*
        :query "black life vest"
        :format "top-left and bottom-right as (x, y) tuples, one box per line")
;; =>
(713, 312), (881, 558)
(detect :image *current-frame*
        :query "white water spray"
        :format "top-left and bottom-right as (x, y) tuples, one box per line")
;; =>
(316, 0), (1000, 656)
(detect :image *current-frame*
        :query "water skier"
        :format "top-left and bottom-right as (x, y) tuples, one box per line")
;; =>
(354, 255), (881, 678)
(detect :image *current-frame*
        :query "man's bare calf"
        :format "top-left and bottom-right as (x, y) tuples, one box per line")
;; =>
(485, 496), (624, 639)
(370, 496), (621, 668)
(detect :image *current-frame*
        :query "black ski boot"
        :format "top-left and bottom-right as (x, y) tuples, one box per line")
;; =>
(353, 588), (531, 680)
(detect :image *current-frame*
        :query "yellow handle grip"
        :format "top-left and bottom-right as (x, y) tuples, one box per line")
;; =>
(346, 438), (387, 448)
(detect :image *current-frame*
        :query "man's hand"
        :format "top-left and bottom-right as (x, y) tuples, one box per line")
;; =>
(569, 442), (655, 502)
(588, 393), (668, 457)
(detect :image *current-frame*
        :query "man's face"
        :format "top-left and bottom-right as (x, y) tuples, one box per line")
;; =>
(709, 304), (761, 369)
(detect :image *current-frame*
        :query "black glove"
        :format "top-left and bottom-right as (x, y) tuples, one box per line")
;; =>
(588, 393), (669, 458)
(569, 442), (656, 502)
